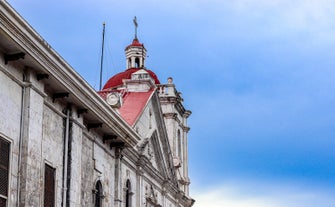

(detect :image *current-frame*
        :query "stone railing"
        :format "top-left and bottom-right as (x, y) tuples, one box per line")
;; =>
(157, 84), (176, 97)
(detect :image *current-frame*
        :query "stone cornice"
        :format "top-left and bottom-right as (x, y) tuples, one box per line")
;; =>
(183, 110), (192, 118)
(163, 112), (178, 119)
(159, 96), (177, 104)
(181, 126), (191, 133)
(0, 1), (140, 147)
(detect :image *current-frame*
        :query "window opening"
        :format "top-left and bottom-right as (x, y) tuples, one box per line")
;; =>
(125, 180), (132, 207)
(44, 164), (55, 207)
(135, 58), (140, 68)
(177, 130), (182, 158)
(149, 110), (152, 129)
(95, 180), (103, 207)
(0, 138), (10, 206)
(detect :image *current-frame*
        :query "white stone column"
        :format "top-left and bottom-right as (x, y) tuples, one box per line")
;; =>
(67, 120), (83, 206)
(136, 167), (143, 207)
(139, 57), (143, 68)
(114, 148), (123, 207)
(131, 57), (136, 68)
(19, 81), (45, 207)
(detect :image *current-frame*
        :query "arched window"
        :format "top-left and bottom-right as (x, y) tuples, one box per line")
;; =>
(125, 180), (132, 207)
(149, 110), (152, 129)
(95, 180), (103, 207)
(177, 129), (182, 158)
(135, 57), (140, 68)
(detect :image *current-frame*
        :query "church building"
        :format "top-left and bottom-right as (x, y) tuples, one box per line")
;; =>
(0, 1), (194, 207)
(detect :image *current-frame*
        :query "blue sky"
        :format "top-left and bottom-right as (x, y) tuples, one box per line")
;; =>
(7, 0), (335, 206)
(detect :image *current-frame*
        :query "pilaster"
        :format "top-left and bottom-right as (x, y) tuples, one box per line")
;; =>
(19, 71), (45, 207)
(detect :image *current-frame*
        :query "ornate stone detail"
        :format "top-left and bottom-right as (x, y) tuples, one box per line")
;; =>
(136, 137), (153, 161)
(147, 141), (154, 160)
(145, 185), (161, 207)
(178, 178), (190, 185)
(115, 146), (124, 159)
(183, 110), (192, 118)
(137, 137), (149, 154)
(163, 113), (178, 119)
(173, 156), (181, 168)
(181, 126), (190, 133)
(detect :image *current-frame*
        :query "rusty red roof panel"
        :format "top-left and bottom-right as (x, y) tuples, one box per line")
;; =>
(119, 89), (154, 126)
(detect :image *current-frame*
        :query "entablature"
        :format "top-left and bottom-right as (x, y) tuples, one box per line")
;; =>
(0, 1), (141, 148)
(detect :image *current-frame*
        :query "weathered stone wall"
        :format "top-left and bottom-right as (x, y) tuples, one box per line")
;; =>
(135, 101), (153, 138)
(42, 105), (65, 206)
(0, 62), (22, 206)
(80, 133), (94, 206)
(68, 121), (83, 206)
(120, 163), (137, 206)
(23, 92), (43, 205)
(0, 56), (190, 207)
(92, 138), (115, 205)
(78, 132), (116, 206)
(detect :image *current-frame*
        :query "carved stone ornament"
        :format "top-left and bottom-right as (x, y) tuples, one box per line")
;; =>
(136, 137), (153, 161)
(145, 185), (161, 207)
(137, 138), (149, 154)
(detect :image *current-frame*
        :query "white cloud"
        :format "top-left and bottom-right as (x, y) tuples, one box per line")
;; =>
(191, 180), (335, 207)
(189, 0), (335, 44)
(227, 0), (335, 31)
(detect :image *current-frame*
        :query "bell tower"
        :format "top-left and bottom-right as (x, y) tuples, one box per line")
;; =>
(158, 77), (192, 195)
(125, 16), (147, 69)
(125, 38), (147, 69)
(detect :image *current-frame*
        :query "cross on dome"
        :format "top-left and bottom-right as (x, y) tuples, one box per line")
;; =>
(101, 17), (160, 90)
(133, 16), (138, 39)
(125, 17), (147, 69)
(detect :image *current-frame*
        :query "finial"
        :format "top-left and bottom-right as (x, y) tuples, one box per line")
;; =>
(133, 16), (138, 39)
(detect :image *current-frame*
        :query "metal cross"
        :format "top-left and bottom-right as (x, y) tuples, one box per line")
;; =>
(133, 16), (138, 39)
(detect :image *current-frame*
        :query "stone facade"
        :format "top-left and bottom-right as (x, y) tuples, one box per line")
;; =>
(0, 1), (194, 207)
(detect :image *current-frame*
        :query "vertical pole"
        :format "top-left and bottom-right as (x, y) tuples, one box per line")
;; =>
(62, 108), (70, 207)
(99, 22), (106, 91)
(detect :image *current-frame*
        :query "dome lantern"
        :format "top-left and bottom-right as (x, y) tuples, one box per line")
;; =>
(125, 16), (146, 69)
(125, 38), (147, 69)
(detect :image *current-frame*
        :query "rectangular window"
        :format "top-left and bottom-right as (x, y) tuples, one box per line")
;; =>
(44, 164), (55, 207)
(0, 138), (10, 206)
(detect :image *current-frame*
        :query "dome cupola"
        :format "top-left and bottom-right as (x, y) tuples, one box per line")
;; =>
(125, 17), (146, 69)
(125, 38), (147, 69)
(101, 17), (160, 90)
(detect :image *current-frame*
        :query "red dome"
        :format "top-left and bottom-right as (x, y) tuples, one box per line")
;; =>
(102, 68), (160, 90)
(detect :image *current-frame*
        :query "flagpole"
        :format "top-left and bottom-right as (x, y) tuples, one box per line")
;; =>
(99, 22), (106, 91)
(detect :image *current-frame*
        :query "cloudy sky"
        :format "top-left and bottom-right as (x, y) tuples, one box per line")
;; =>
(7, 0), (335, 206)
